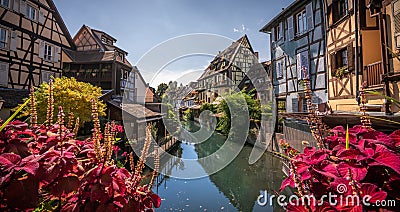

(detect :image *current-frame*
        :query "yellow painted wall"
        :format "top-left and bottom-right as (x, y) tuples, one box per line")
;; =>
(362, 30), (382, 65)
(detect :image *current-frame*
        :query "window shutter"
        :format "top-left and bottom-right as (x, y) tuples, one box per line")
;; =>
(38, 40), (44, 58)
(10, 31), (18, 51)
(276, 61), (282, 78)
(327, 5), (333, 26)
(38, 10), (45, 24)
(292, 98), (299, 112)
(41, 70), (52, 83)
(53, 46), (59, 62)
(0, 62), (9, 87)
(347, 44), (355, 71)
(287, 16), (294, 41)
(297, 53), (301, 79)
(393, 0), (400, 48)
(330, 53), (337, 76)
(13, 0), (19, 11)
(271, 27), (275, 42)
(19, 0), (26, 16)
(279, 22), (284, 39)
(306, 3), (314, 31)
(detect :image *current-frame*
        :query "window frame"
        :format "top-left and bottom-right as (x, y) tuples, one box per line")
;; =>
(276, 24), (281, 41)
(0, 0), (9, 8)
(0, 27), (8, 49)
(296, 9), (307, 36)
(44, 43), (53, 62)
(330, 0), (349, 25)
(276, 60), (284, 79)
(26, 3), (37, 21)
(336, 48), (348, 69)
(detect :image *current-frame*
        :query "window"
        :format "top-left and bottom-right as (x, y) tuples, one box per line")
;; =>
(296, 9), (307, 35)
(331, 46), (353, 77)
(0, 61), (9, 87)
(337, 48), (348, 68)
(117, 51), (124, 61)
(338, 0), (348, 18)
(276, 24), (281, 40)
(41, 70), (52, 83)
(1, 0), (9, 8)
(26, 4), (36, 21)
(101, 36), (107, 43)
(330, 0), (348, 24)
(297, 51), (309, 80)
(44, 44), (53, 61)
(276, 61), (283, 79)
(0, 28), (7, 49)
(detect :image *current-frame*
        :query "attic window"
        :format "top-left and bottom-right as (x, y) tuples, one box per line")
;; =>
(101, 36), (107, 43)
(117, 51), (124, 61)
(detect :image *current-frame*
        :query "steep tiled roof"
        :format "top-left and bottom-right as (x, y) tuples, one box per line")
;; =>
(64, 49), (132, 68)
(108, 100), (162, 120)
(198, 35), (254, 80)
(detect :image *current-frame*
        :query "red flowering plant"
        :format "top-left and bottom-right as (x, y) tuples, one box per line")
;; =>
(279, 78), (400, 211)
(0, 82), (161, 211)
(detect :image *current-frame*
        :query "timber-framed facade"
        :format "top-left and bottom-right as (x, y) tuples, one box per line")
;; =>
(196, 35), (258, 103)
(325, 0), (385, 112)
(0, 0), (74, 89)
(260, 0), (327, 114)
(63, 25), (135, 99)
(0, 0), (74, 119)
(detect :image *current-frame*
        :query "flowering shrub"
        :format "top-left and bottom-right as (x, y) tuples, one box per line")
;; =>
(0, 83), (161, 211)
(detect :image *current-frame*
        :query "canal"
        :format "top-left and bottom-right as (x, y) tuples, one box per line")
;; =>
(152, 131), (287, 212)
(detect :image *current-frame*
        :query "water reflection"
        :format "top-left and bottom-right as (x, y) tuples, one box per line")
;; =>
(153, 132), (287, 211)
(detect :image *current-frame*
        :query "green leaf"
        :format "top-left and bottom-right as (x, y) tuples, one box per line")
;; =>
(0, 98), (30, 132)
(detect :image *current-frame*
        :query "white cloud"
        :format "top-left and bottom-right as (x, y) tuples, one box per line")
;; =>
(149, 69), (203, 87)
(233, 24), (250, 33)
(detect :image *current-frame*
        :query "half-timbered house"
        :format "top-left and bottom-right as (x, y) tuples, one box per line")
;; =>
(63, 25), (135, 100)
(375, 0), (400, 113)
(0, 0), (75, 119)
(63, 25), (164, 141)
(196, 35), (259, 103)
(324, 0), (392, 112)
(260, 0), (327, 114)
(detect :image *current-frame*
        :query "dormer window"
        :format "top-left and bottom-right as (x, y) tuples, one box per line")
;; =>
(117, 51), (124, 61)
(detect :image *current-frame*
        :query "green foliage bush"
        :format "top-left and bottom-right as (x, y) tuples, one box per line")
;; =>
(18, 77), (106, 125)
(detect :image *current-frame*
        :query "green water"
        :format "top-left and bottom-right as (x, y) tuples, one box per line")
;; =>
(152, 130), (286, 212)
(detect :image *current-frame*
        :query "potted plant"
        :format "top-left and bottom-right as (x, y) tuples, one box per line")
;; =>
(334, 66), (348, 79)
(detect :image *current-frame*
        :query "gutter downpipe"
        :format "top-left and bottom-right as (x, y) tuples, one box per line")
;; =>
(355, 0), (361, 105)
(322, 0), (329, 111)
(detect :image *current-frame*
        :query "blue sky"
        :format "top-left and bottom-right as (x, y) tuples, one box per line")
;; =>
(54, 0), (293, 86)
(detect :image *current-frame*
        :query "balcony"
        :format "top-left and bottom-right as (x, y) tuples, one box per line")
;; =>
(363, 61), (384, 87)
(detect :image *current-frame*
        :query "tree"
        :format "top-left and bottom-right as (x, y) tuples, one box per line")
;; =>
(156, 83), (168, 98)
(19, 77), (106, 125)
(216, 91), (261, 135)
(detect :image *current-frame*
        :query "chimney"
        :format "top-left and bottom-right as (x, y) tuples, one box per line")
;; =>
(254, 52), (259, 59)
